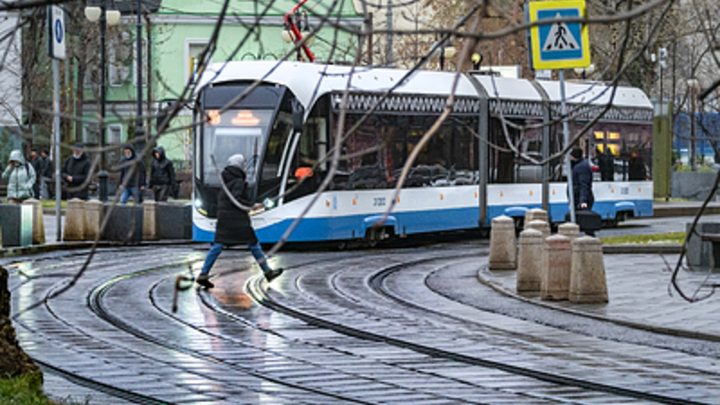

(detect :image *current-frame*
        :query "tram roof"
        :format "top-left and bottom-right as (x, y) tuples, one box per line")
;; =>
(198, 61), (480, 107)
(536, 80), (652, 110)
(197, 61), (651, 111)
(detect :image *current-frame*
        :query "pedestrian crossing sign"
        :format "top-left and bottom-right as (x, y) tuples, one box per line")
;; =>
(527, 0), (590, 70)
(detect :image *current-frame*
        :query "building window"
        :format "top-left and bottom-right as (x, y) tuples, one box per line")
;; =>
(108, 46), (130, 87)
(185, 40), (211, 83)
(83, 122), (99, 144)
(108, 124), (123, 144)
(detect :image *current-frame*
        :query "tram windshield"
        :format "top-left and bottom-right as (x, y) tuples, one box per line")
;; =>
(203, 109), (274, 187)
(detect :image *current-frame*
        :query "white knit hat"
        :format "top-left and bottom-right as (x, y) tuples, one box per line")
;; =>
(226, 154), (246, 170)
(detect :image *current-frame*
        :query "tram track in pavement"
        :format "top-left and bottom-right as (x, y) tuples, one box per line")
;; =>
(12, 247), (378, 404)
(247, 245), (720, 405)
(6, 243), (720, 404)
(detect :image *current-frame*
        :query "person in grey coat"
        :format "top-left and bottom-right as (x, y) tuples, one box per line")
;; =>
(2, 149), (36, 203)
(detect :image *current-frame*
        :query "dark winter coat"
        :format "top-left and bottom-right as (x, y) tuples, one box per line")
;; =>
(628, 156), (646, 181)
(41, 156), (53, 178)
(61, 153), (92, 199)
(119, 145), (147, 188)
(214, 165), (258, 246)
(598, 151), (614, 181)
(571, 157), (594, 210)
(149, 146), (175, 187)
(28, 156), (44, 183)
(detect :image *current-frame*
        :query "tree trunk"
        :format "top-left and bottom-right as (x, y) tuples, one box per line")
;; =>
(0, 266), (41, 379)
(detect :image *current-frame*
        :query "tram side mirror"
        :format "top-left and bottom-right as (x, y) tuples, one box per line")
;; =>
(292, 99), (304, 133)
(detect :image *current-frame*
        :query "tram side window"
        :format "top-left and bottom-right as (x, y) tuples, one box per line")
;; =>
(452, 117), (479, 185)
(257, 112), (293, 200)
(589, 123), (652, 181)
(284, 118), (327, 202)
(489, 117), (552, 184)
(334, 113), (478, 189)
(488, 117), (519, 183)
(340, 115), (395, 190)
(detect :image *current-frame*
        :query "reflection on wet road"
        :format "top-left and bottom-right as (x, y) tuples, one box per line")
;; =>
(3, 243), (719, 404)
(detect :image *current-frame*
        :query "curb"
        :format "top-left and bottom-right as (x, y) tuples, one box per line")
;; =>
(0, 240), (197, 258)
(653, 205), (720, 218)
(602, 244), (682, 254)
(476, 264), (720, 343)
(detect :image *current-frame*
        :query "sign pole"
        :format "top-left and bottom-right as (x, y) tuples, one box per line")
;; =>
(48, 5), (65, 242)
(53, 59), (61, 242)
(559, 69), (576, 223)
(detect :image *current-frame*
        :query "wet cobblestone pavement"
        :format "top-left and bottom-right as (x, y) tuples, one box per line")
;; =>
(3, 242), (720, 404)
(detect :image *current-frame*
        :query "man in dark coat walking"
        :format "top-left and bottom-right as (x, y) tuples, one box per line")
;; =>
(196, 154), (283, 289)
(119, 145), (146, 204)
(61, 142), (92, 200)
(570, 146), (594, 210)
(628, 150), (646, 181)
(41, 150), (53, 199)
(148, 146), (175, 202)
(28, 148), (44, 198)
(597, 148), (614, 181)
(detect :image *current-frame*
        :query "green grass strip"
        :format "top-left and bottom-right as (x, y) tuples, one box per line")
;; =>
(600, 232), (686, 245)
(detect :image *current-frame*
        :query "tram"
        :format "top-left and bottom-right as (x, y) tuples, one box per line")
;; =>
(192, 61), (653, 243)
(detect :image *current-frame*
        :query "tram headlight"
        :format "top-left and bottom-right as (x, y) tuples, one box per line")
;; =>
(194, 197), (208, 216)
(263, 198), (275, 210)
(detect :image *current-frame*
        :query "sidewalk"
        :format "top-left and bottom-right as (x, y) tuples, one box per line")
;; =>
(477, 253), (720, 341)
(653, 200), (720, 217)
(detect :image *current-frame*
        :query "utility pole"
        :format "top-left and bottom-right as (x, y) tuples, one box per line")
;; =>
(136, 0), (144, 149)
(386, 0), (392, 66)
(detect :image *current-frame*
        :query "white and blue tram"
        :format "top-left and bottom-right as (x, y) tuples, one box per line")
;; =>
(192, 61), (653, 243)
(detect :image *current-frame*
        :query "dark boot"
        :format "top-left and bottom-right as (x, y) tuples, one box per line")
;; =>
(264, 268), (284, 283)
(196, 274), (215, 289)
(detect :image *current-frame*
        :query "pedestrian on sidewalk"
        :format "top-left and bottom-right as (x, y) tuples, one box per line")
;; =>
(628, 149), (647, 181)
(148, 146), (175, 202)
(40, 150), (53, 199)
(61, 142), (91, 200)
(570, 146), (594, 210)
(28, 148), (43, 199)
(2, 149), (36, 204)
(196, 154), (283, 289)
(119, 145), (146, 204)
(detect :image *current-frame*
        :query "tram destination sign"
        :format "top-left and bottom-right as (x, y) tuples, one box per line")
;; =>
(526, 0), (590, 70)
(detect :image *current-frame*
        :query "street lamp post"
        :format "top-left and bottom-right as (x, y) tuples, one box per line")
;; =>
(135, 0), (144, 147)
(85, 1), (120, 202)
(687, 78), (699, 172)
(433, 39), (455, 71)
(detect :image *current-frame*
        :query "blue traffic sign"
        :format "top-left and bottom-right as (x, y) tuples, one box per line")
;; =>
(47, 5), (65, 59)
(527, 1), (590, 70)
(55, 19), (63, 44)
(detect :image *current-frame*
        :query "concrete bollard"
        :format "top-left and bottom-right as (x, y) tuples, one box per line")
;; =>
(541, 234), (572, 301)
(489, 215), (517, 270)
(526, 220), (551, 241)
(143, 200), (159, 241)
(63, 199), (85, 242)
(570, 236), (609, 303)
(22, 199), (44, 245)
(558, 222), (580, 240)
(0, 205), (32, 247)
(84, 200), (104, 241)
(157, 203), (192, 239)
(517, 229), (544, 292)
(524, 208), (548, 229)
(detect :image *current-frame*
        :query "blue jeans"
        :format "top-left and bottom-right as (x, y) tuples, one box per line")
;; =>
(200, 241), (271, 275)
(120, 187), (143, 204)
